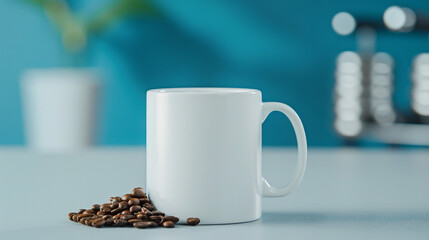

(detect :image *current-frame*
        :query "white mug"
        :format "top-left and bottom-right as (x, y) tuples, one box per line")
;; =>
(146, 88), (307, 224)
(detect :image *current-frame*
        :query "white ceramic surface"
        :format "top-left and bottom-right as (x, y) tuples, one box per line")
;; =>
(21, 68), (100, 152)
(146, 88), (307, 224)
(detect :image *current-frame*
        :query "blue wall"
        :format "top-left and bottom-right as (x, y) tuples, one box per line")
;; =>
(1, 0), (428, 146)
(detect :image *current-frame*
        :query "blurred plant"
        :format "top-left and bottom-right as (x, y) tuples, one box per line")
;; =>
(23, 0), (159, 64)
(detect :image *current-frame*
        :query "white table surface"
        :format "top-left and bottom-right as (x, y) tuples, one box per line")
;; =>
(0, 147), (428, 239)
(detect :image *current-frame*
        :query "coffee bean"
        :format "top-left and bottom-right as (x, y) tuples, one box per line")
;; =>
(143, 209), (153, 216)
(104, 218), (114, 226)
(76, 214), (93, 221)
(186, 217), (200, 226)
(110, 196), (122, 203)
(120, 214), (136, 220)
(136, 213), (148, 220)
(128, 218), (143, 224)
(163, 216), (179, 223)
(133, 221), (157, 228)
(148, 221), (158, 227)
(79, 218), (88, 224)
(101, 203), (110, 209)
(68, 187), (201, 229)
(128, 198), (140, 206)
(85, 217), (97, 226)
(110, 203), (119, 209)
(122, 194), (132, 201)
(130, 205), (141, 213)
(93, 219), (105, 228)
(119, 201), (129, 210)
(68, 212), (76, 221)
(92, 204), (100, 211)
(102, 207), (111, 214)
(139, 198), (151, 204)
(83, 209), (94, 215)
(162, 221), (175, 228)
(131, 188), (146, 198)
(149, 215), (163, 224)
(143, 203), (155, 211)
(111, 207), (122, 215)
(113, 219), (127, 227)
(152, 211), (165, 216)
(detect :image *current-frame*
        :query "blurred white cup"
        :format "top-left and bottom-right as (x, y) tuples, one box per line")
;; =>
(21, 68), (100, 152)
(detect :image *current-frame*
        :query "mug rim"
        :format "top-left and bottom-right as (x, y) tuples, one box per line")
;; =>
(148, 87), (260, 95)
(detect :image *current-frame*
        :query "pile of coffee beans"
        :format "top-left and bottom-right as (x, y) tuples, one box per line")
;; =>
(68, 187), (200, 229)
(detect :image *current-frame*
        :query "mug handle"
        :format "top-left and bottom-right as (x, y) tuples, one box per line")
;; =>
(261, 102), (307, 197)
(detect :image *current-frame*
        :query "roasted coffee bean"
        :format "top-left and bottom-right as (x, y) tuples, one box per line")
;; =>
(152, 211), (165, 216)
(122, 194), (132, 201)
(68, 213), (76, 221)
(92, 204), (101, 211)
(101, 203), (111, 209)
(76, 214), (93, 221)
(163, 216), (179, 223)
(128, 198), (140, 206)
(120, 214), (136, 220)
(133, 221), (157, 229)
(119, 201), (129, 210)
(110, 196), (122, 203)
(128, 218), (143, 224)
(83, 209), (94, 215)
(84, 219), (92, 226)
(102, 207), (111, 214)
(110, 202), (119, 209)
(92, 219), (105, 228)
(68, 187), (200, 229)
(104, 218), (114, 226)
(113, 219), (127, 227)
(136, 213), (148, 220)
(143, 203), (155, 211)
(111, 207), (122, 215)
(83, 215), (95, 221)
(149, 215), (163, 223)
(142, 209), (153, 216)
(131, 188), (147, 198)
(85, 217), (96, 226)
(148, 221), (158, 227)
(79, 217), (89, 224)
(186, 217), (200, 226)
(139, 198), (150, 204)
(130, 205), (141, 213)
(162, 221), (175, 228)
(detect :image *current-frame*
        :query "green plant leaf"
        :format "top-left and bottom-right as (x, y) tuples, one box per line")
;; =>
(86, 0), (160, 35)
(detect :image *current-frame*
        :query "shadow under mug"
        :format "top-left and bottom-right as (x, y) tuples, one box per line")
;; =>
(146, 88), (307, 224)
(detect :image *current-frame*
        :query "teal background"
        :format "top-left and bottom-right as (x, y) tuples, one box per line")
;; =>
(1, 0), (429, 146)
